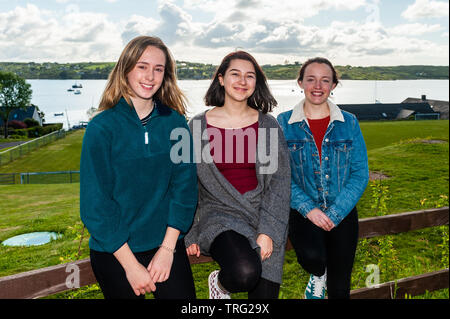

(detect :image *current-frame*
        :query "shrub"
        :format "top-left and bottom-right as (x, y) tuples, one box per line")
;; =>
(26, 126), (42, 137)
(7, 134), (23, 139)
(24, 118), (40, 127)
(12, 128), (28, 136)
(8, 120), (27, 129)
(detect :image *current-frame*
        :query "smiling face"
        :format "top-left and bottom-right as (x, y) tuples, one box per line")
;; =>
(299, 62), (337, 107)
(218, 58), (257, 104)
(126, 45), (166, 108)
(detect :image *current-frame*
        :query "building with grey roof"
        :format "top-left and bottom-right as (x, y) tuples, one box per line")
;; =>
(402, 95), (449, 119)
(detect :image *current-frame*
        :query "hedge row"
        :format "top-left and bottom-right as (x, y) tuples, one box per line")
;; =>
(10, 123), (63, 138)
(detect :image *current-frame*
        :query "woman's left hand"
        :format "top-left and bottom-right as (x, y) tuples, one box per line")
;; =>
(257, 234), (273, 261)
(147, 248), (174, 283)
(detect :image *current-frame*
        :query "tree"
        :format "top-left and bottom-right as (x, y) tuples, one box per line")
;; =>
(0, 71), (32, 138)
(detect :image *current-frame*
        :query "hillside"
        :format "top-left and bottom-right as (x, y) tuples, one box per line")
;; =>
(0, 130), (83, 174)
(0, 61), (448, 80)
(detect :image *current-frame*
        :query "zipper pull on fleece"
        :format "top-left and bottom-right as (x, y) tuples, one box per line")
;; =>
(145, 131), (149, 144)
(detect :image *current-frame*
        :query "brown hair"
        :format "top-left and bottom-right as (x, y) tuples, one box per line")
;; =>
(204, 51), (277, 114)
(297, 57), (339, 85)
(98, 36), (187, 115)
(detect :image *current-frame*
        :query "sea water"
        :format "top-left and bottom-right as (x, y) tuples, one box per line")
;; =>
(27, 79), (449, 129)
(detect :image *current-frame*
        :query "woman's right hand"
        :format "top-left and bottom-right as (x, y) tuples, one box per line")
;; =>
(125, 262), (157, 296)
(113, 243), (156, 296)
(306, 208), (335, 231)
(186, 243), (201, 257)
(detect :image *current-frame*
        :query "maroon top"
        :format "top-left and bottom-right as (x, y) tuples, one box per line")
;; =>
(308, 116), (330, 163)
(207, 121), (259, 194)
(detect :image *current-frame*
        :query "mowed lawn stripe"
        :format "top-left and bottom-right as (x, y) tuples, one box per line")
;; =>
(0, 130), (84, 173)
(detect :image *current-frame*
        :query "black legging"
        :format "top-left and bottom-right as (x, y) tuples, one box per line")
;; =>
(288, 207), (359, 299)
(90, 239), (196, 299)
(209, 230), (280, 299)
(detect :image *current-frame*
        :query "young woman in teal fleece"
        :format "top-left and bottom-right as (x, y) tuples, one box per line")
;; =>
(80, 36), (198, 299)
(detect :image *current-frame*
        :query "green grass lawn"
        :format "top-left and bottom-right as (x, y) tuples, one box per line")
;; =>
(0, 130), (83, 173)
(360, 120), (449, 151)
(0, 137), (32, 143)
(0, 183), (81, 276)
(0, 120), (448, 299)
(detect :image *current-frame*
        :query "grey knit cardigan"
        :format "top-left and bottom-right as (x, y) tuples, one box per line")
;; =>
(184, 110), (291, 284)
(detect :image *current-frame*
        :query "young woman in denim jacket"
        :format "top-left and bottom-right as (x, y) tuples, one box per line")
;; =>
(277, 58), (369, 299)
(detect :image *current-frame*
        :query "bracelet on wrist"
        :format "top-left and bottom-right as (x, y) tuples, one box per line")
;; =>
(159, 244), (176, 253)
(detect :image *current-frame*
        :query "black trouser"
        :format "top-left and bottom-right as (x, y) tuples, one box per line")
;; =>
(288, 207), (359, 299)
(209, 230), (280, 299)
(90, 239), (196, 299)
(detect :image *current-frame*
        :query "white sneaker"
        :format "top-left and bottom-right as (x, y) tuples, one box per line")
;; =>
(304, 270), (327, 299)
(208, 270), (231, 299)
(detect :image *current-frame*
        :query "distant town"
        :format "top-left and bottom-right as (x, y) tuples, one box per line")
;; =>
(0, 62), (448, 81)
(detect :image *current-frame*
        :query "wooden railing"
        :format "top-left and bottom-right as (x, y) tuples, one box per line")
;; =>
(0, 207), (448, 299)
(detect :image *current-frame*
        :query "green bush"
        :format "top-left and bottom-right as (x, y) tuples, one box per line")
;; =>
(26, 126), (42, 137)
(9, 124), (62, 138)
(7, 134), (23, 139)
(24, 118), (40, 127)
(42, 124), (62, 135)
(12, 128), (28, 136)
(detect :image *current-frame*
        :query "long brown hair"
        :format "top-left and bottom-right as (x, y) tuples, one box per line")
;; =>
(98, 36), (187, 115)
(204, 51), (277, 114)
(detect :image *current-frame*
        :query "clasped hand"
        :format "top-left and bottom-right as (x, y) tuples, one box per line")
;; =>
(126, 247), (174, 296)
(306, 208), (335, 231)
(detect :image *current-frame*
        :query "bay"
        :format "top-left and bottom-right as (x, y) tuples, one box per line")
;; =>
(27, 79), (449, 129)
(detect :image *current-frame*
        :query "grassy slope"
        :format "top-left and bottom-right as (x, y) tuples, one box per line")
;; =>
(0, 120), (448, 299)
(0, 130), (83, 173)
(0, 121), (448, 173)
(360, 120), (449, 151)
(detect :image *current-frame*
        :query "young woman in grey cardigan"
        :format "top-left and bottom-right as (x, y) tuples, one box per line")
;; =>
(185, 51), (291, 299)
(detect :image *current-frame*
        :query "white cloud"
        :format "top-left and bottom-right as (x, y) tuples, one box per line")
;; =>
(184, 0), (368, 27)
(0, 4), (122, 62)
(389, 23), (442, 36)
(402, 0), (449, 20)
(121, 1), (199, 45)
(0, 0), (448, 66)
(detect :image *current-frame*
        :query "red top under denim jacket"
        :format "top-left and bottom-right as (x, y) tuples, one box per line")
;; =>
(308, 116), (330, 163)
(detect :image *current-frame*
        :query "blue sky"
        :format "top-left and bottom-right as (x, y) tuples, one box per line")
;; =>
(0, 0), (448, 66)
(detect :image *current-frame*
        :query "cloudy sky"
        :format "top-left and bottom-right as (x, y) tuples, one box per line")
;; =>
(0, 0), (448, 66)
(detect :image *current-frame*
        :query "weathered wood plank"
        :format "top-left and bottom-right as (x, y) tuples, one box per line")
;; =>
(358, 207), (449, 239)
(350, 268), (449, 299)
(0, 259), (96, 299)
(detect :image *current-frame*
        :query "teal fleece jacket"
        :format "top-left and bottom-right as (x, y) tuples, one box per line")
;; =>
(80, 97), (198, 253)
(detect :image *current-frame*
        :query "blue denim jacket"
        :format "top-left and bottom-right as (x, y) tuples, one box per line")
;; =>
(277, 99), (369, 226)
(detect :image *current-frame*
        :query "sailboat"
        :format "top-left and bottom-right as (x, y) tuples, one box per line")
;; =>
(374, 81), (381, 104)
(72, 82), (83, 89)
